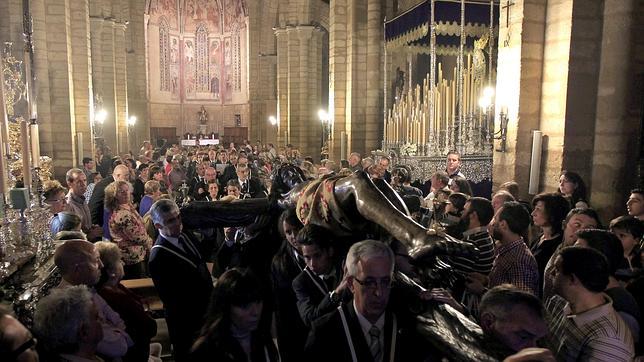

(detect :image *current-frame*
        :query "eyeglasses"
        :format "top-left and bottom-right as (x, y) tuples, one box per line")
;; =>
(45, 198), (65, 204)
(6, 337), (37, 360)
(353, 277), (393, 290)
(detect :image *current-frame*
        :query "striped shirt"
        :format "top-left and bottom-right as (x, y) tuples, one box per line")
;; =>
(449, 226), (495, 275)
(488, 238), (539, 295)
(545, 295), (634, 362)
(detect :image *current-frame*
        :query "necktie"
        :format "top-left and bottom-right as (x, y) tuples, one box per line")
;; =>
(178, 234), (196, 259)
(323, 275), (336, 291)
(369, 325), (382, 362)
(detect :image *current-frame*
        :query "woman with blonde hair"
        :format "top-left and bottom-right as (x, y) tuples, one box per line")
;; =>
(105, 180), (153, 279)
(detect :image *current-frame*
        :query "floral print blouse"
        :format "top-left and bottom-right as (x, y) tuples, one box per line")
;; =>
(109, 205), (153, 265)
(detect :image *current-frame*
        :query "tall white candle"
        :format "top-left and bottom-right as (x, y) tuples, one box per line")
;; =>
(29, 121), (40, 168)
(21, 120), (31, 190)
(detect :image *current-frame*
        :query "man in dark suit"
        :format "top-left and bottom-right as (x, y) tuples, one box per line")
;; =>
(304, 240), (426, 362)
(292, 224), (348, 327)
(188, 161), (206, 197)
(148, 199), (214, 361)
(236, 165), (267, 199)
(89, 163), (129, 226)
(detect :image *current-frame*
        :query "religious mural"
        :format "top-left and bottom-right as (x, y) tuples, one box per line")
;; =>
(147, 0), (248, 104)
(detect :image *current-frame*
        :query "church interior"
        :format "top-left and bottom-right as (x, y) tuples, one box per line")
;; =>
(0, 0), (643, 360)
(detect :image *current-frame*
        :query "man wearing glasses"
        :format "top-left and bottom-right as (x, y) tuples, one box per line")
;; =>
(304, 240), (426, 362)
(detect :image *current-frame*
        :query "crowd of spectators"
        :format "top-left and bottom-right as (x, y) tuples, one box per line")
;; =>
(1, 139), (642, 362)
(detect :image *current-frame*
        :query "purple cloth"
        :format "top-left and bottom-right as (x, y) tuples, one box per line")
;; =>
(139, 195), (154, 216)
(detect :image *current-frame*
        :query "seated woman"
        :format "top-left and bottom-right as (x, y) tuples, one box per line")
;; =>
(530, 192), (570, 296)
(105, 180), (153, 279)
(558, 170), (589, 209)
(191, 268), (279, 361)
(94, 241), (160, 362)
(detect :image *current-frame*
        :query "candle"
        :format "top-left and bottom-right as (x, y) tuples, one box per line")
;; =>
(30, 121), (40, 168)
(0, 64), (9, 160)
(0, 69), (8, 197)
(21, 120), (31, 190)
(24, 51), (34, 119)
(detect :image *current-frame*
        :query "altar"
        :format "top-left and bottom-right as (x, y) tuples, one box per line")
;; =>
(382, 0), (499, 191)
(180, 138), (219, 147)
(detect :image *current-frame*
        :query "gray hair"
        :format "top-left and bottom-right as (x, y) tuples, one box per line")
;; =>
(65, 168), (84, 183)
(54, 230), (87, 241)
(95, 241), (122, 273)
(33, 285), (94, 355)
(57, 211), (82, 231)
(345, 240), (394, 277)
(150, 199), (179, 226)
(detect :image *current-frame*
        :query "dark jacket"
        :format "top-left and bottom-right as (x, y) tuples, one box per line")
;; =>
(98, 283), (157, 362)
(292, 267), (343, 327)
(271, 245), (307, 362)
(304, 302), (426, 362)
(89, 175), (114, 226)
(190, 329), (279, 362)
(148, 231), (214, 361)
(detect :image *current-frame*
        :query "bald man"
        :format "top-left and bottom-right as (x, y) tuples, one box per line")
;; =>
(54, 240), (133, 359)
(89, 163), (130, 227)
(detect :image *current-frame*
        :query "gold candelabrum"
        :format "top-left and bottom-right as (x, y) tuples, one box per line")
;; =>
(383, 56), (495, 157)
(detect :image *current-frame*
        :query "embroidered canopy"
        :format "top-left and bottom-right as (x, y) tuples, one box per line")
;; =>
(385, 0), (499, 55)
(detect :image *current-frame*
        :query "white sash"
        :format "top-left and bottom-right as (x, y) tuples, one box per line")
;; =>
(151, 245), (197, 268)
(338, 306), (397, 362)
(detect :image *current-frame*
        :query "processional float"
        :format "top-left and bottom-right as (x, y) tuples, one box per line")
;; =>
(382, 0), (499, 189)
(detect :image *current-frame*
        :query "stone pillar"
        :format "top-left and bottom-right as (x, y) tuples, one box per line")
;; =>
(346, 0), (368, 155)
(328, 0), (382, 160)
(329, 0), (347, 160)
(127, 0), (149, 150)
(275, 28), (289, 145)
(42, 0), (77, 177)
(69, 0), (93, 164)
(590, 0), (642, 220)
(113, 22), (129, 154)
(297, 26), (319, 159)
(275, 24), (324, 157)
(30, 0), (53, 159)
(493, 0), (545, 199)
(365, 0), (383, 152)
(90, 16), (118, 153)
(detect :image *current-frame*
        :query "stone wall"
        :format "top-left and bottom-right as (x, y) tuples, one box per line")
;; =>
(494, 0), (643, 220)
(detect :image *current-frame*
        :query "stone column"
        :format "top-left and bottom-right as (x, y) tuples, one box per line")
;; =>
(275, 28), (289, 145)
(329, 0), (347, 160)
(113, 22), (129, 154)
(286, 27), (300, 148)
(90, 16), (119, 153)
(365, 0), (383, 152)
(126, 0), (149, 149)
(590, 0), (642, 220)
(492, 0), (545, 198)
(69, 0), (93, 164)
(42, 0), (77, 176)
(30, 0), (53, 158)
(297, 26), (318, 159)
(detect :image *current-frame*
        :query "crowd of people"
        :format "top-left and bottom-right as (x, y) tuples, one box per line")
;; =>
(1, 139), (642, 362)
